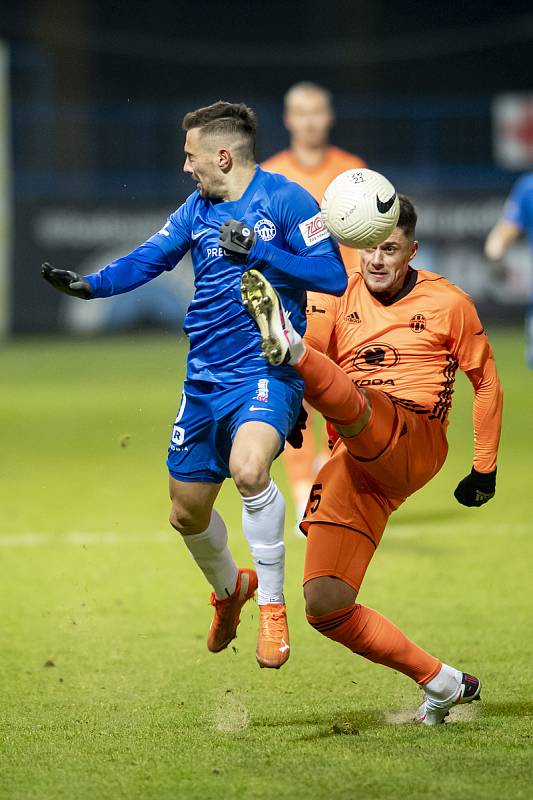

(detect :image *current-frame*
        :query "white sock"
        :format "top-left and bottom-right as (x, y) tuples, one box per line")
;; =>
(288, 336), (305, 366)
(423, 663), (462, 707)
(182, 510), (238, 600)
(241, 479), (285, 605)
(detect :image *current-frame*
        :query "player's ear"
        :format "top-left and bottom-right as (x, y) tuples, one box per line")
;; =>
(410, 240), (419, 260)
(218, 148), (232, 171)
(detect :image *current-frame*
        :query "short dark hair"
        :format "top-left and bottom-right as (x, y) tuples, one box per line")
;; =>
(397, 194), (417, 239)
(182, 101), (256, 161)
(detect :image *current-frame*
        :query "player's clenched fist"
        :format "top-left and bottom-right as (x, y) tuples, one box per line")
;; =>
(454, 468), (496, 507)
(41, 262), (92, 299)
(219, 219), (256, 262)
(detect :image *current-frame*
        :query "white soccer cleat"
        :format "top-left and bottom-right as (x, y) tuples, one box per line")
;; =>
(415, 672), (481, 726)
(241, 269), (303, 366)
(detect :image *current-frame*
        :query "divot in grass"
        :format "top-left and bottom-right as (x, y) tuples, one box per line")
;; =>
(214, 690), (249, 733)
(384, 702), (481, 726)
(384, 709), (416, 725)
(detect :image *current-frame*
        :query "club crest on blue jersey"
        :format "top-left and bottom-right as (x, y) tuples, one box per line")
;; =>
(254, 218), (277, 241)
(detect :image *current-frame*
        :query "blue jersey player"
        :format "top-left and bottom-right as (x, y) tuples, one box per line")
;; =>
(485, 171), (533, 367)
(42, 101), (347, 669)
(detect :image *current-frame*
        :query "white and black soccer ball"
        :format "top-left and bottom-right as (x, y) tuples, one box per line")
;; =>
(321, 168), (400, 248)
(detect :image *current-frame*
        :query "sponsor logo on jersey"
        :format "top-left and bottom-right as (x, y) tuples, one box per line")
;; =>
(254, 218), (277, 242)
(253, 378), (269, 402)
(345, 311), (361, 324)
(353, 342), (400, 372)
(299, 213), (330, 246)
(353, 378), (396, 387)
(207, 247), (225, 258)
(307, 304), (326, 314)
(409, 313), (426, 332)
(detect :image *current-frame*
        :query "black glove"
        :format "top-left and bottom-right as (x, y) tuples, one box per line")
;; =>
(41, 262), (92, 299)
(454, 468), (496, 507)
(219, 219), (256, 262)
(286, 405), (308, 449)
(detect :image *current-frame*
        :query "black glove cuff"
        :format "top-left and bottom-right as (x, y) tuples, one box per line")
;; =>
(471, 467), (496, 491)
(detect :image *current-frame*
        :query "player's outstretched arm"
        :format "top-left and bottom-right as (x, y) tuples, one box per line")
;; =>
(43, 207), (192, 300)
(454, 358), (503, 507)
(41, 263), (92, 299)
(484, 219), (521, 261)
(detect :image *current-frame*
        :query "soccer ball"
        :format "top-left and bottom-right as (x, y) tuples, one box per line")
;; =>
(321, 168), (400, 248)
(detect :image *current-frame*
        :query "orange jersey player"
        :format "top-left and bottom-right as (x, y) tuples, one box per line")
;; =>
(262, 81), (366, 276)
(240, 194), (503, 725)
(262, 81), (366, 532)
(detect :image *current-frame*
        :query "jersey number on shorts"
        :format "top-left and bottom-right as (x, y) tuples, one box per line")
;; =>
(309, 484), (322, 513)
(171, 392), (187, 446)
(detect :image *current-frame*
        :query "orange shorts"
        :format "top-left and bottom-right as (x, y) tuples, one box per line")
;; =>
(302, 390), (448, 591)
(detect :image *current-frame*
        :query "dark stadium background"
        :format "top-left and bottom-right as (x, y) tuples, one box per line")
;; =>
(1, 0), (532, 334)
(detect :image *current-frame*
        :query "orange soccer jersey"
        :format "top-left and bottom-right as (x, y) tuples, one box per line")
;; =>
(305, 267), (493, 424)
(261, 146), (366, 275)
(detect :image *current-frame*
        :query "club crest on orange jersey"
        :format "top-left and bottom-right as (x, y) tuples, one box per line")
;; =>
(409, 314), (426, 333)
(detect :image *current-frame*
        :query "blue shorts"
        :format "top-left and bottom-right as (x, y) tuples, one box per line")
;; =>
(167, 376), (303, 483)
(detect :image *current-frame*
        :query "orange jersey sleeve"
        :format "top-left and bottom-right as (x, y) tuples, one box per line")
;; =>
(304, 290), (339, 353)
(466, 357), (503, 473)
(445, 290), (502, 469)
(261, 147), (366, 276)
(445, 289), (492, 372)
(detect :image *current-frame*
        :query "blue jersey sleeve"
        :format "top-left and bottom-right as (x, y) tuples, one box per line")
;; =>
(85, 202), (192, 298)
(503, 175), (533, 231)
(251, 182), (347, 295)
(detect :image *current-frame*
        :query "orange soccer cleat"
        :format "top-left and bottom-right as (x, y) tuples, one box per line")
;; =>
(207, 568), (258, 653)
(256, 603), (290, 669)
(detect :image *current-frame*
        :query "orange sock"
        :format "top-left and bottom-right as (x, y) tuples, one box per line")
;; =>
(307, 604), (441, 685)
(296, 346), (367, 427)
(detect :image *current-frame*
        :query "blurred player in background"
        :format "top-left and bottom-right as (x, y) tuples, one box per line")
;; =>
(42, 101), (347, 670)
(242, 195), (503, 724)
(262, 82), (367, 532)
(485, 171), (533, 367)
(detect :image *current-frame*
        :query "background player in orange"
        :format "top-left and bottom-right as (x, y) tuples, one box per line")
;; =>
(241, 195), (503, 724)
(262, 81), (367, 532)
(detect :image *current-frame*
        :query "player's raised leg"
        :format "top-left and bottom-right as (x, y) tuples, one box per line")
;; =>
(169, 477), (257, 653)
(230, 421), (290, 669)
(241, 269), (370, 439)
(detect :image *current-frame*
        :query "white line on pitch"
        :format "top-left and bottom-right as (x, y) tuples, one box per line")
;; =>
(0, 531), (175, 547)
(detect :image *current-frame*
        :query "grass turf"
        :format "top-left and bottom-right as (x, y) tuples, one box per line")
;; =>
(1, 328), (532, 800)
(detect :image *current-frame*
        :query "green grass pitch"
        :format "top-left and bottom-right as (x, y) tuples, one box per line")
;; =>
(1, 328), (532, 800)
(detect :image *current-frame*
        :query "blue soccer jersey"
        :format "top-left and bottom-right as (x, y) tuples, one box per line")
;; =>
(85, 166), (346, 384)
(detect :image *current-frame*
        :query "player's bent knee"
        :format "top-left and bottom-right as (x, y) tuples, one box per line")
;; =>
(231, 461), (270, 497)
(169, 504), (210, 535)
(304, 576), (358, 618)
